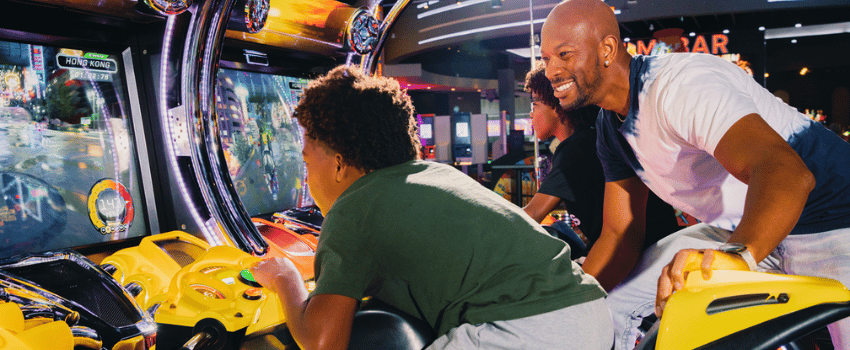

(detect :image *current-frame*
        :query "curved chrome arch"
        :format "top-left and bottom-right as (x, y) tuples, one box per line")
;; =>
(159, 0), (268, 255)
(364, 0), (412, 75)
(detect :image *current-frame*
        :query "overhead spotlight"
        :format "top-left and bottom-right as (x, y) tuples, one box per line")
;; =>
(689, 32), (696, 37)
(792, 39), (798, 43)
(795, 23), (802, 28)
(723, 29), (729, 34)
(759, 26), (765, 31)
(800, 67), (808, 75)
(490, 0), (502, 8)
(623, 37), (630, 42)
(764, 73), (769, 78)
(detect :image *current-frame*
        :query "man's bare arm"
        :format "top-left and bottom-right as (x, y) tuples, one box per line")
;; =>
(582, 177), (649, 290)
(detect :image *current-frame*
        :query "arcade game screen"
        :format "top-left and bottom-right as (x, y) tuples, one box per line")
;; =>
(215, 68), (311, 217)
(0, 39), (149, 257)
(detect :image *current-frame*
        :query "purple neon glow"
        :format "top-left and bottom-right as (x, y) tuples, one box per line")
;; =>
(159, 16), (220, 244)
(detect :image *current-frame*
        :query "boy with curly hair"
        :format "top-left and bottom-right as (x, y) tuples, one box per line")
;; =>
(251, 65), (613, 350)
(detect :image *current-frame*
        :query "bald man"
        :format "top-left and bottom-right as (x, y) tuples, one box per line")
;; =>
(541, 0), (850, 349)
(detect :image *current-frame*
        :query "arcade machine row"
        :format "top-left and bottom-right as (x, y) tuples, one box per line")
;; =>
(0, 0), (169, 349)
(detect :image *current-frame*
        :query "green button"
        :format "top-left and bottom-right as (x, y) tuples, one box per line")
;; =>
(240, 269), (257, 283)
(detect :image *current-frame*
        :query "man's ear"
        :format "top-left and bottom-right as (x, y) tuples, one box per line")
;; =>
(599, 34), (619, 65)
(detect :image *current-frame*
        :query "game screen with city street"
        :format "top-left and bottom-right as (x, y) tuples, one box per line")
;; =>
(215, 68), (311, 217)
(0, 39), (149, 257)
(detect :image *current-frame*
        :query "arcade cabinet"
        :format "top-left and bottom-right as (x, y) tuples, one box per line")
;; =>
(0, 27), (161, 349)
(418, 114), (436, 159)
(451, 112), (472, 163)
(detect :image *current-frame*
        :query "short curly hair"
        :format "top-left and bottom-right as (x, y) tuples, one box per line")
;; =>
(524, 63), (596, 130)
(295, 65), (420, 172)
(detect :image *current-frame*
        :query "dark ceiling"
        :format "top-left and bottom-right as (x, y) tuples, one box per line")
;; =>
(365, 0), (850, 85)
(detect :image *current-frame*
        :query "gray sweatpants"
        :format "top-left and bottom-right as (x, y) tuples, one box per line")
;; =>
(426, 298), (613, 350)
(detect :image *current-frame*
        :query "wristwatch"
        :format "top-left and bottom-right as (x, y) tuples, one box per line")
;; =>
(718, 243), (758, 271)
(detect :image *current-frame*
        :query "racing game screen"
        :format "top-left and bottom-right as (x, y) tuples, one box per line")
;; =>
(0, 39), (149, 257)
(215, 68), (311, 217)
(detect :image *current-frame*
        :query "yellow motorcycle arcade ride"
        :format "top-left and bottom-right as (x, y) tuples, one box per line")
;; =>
(635, 253), (850, 350)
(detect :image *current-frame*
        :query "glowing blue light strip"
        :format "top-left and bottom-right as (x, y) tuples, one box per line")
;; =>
(418, 18), (545, 45)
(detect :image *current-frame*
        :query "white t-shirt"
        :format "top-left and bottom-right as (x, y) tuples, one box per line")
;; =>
(596, 53), (850, 234)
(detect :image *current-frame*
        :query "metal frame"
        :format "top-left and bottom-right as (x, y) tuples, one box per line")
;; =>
(124, 47), (161, 237)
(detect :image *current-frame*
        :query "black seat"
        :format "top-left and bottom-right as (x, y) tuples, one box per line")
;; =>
(348, 299), (436, 350)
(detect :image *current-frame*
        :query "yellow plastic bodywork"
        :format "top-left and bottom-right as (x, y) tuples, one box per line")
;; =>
(100, 231), (212, 309)
(657, 270), (850, 349)
(112, 335), (147, 350)
(153, 245), (287, 335)
(0, 303), (74, 350)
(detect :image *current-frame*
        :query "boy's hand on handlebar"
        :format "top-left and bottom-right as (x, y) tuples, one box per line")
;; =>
(250, 257), (301, 294)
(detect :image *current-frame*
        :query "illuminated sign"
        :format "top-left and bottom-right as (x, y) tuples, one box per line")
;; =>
(56, 54), (118, 73)
(629, 34), (730, 56)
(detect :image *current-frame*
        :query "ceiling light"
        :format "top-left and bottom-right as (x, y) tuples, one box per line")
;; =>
(764, 73), (769, 78)
(795, 23), (802, 28)
(792, 39), (798, 43)
(759, 26), (765, 31)
(723, 29), (729, 34)
(800, 67), (808, 75)
(623, 37), (630, 42)
(689, 32), (696, 37)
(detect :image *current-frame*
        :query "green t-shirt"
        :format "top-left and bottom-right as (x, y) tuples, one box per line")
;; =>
(309, 160), (605, 336)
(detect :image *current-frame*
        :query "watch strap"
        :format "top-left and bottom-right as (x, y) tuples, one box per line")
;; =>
(737, 248), (758, 271)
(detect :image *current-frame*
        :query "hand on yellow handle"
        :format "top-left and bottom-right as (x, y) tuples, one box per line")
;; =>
(656, 248), (751, 317)
(250, 257), (302, 294)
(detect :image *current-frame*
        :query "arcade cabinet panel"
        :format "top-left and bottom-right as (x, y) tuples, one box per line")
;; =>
(215, 68), (311, 218)
(0, 39), (151, 258)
